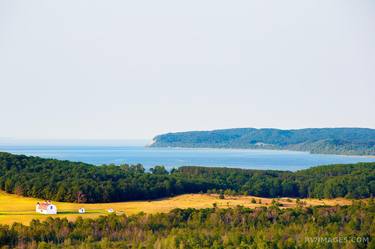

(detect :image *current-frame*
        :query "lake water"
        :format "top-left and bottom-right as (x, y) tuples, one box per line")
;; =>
(1, 145), (375, 171)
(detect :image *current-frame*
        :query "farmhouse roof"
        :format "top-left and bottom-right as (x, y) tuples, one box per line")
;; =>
(37, 202), (53, 210)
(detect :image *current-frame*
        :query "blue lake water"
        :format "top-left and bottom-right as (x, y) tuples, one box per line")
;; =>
(1, 146), (375, 171)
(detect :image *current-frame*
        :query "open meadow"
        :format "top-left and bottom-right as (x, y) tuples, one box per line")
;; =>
(0, 190), (353, 225)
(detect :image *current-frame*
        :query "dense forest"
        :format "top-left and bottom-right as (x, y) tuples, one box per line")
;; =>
(0, 201), (374, 248)
(151, 127), (375, 155)
(174, 164), (375, 199)
(0, 152), (374, 203)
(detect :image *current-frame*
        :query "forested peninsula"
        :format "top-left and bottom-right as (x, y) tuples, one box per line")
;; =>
(150, 127), (375, 155)
(0, 152), (374, 203)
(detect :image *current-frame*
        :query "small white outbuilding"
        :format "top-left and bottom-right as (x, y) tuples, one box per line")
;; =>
(107, 208), (114, 213)
(78, 208), (85, 214)
(36, 201), (57, 215)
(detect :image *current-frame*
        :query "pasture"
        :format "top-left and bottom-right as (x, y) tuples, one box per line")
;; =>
(0, 191), (352, 225)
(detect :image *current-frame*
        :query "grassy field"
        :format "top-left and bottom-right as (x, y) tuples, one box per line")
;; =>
(0, 190), (352, 225)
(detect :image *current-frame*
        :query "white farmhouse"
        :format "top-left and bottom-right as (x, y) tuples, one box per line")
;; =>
(36, 201), (57, 214)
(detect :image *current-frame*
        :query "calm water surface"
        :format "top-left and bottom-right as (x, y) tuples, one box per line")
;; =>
(1, 146), (374, 171)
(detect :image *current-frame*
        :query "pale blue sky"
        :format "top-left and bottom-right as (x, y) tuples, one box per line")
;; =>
(0, 0), (374, 140)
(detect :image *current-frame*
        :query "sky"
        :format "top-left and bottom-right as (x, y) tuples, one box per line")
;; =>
(0, 0), (374, 140)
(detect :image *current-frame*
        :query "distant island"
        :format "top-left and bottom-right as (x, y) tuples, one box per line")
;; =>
(150, 127), (375, 156)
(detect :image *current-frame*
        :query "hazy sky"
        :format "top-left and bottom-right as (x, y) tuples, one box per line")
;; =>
(1, 0), (374, 140)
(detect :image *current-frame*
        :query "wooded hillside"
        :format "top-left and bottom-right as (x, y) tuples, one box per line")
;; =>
(151, 128), (375, 155)
(0, 152), (374, 203)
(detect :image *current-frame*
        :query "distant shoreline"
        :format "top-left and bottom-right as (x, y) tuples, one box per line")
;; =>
(3, 144), (375, 158)
(149, 145), (375, 158)
(1, 145), (374, 172)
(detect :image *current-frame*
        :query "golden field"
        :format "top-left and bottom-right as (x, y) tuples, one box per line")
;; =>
(0, 190), (352, 225)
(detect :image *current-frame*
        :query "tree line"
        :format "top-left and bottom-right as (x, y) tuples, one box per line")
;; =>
(0, 152), (374, 203)
(0, 200), (374, 248)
